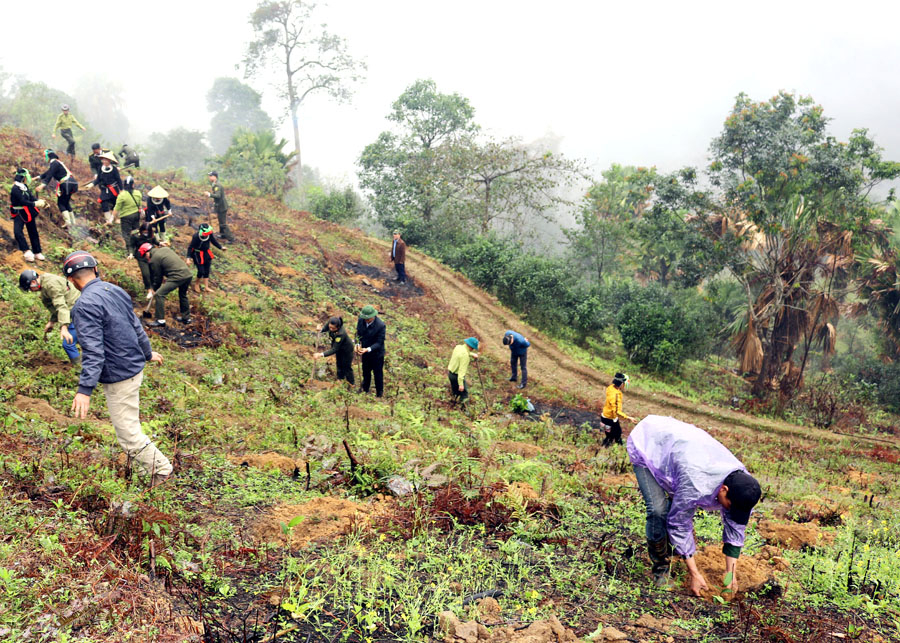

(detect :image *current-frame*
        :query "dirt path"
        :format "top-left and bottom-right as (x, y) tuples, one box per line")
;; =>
(365, 238), (895, 449)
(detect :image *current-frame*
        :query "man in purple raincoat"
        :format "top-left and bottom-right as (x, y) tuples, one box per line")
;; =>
(627, 415), (762, 594)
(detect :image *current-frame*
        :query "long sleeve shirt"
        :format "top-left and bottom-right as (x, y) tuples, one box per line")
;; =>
(626, 415), (749, 558)
(187, 232), (223, 259)
(503, 330), (530, 355)
(321, 324), (354, 361)
(40, 274), (80, 325)
(145, 197), (171, 220)
(53, 112), (84, 134)
(355, 317), (385, 355)
(209, 182), (228, 214)
(114, 190), (143, 218)
(601, 384), (629, 421)
(447, 344), (474, 380)
(10, 182), (39, 219)
(71, 279), (153, 395)
(39, 159), (69, 187)
(148, 247), (192, 290)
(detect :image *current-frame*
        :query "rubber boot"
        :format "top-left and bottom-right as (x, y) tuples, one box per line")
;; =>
(648, 538), (674, 588)
(63, 211), (76, 228)
(104, 211), (115, 226)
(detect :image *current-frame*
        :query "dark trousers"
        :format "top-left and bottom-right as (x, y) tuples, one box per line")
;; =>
(360, 351), (384, 397)
(510, 351), (527, 385)
(448, 371), (468, 403)
(155, 277), (192, 320)
(394, 262), (407, 283)
(57, 192), (73, 212)
(100, 197), (116, 213)
(193, 254), (212, 278)
(336, 355), (355, 385)
(633, 465), (673, 573)
(601, 416), (622, 446)
(138, 259), (153, 289)
(14, 216), (41, 253)
(217, 210), (235, 242)
(120, 214), (141, 250)
(60, 129), (76, 155)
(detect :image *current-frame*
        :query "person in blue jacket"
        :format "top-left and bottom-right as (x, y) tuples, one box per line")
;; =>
(503, 330), (531, 389)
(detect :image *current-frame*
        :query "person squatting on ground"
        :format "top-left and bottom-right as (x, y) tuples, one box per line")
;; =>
(503, 330), (530, 389)
(9, 168), (47, 262)
(65, 251), (173, 485)
(627, 415), (762, 594)
(315, 316), (355, 384)
(206, 171), (234, 242)
(114, 176), (143, 253)
(448, 337), (479, 404)
(119, 144), (140, 168)
(131, 222), (160, 295)
(19, 269), (82, 367)
(87, 152), (123, 225)
(601, 372), (634, 447)
(52, 104), (86, 161)
(36, 150), (79, 229)
(141, 244), (193, 327)
(390, 230), (407, 283)
(187, 224), (224, 293)
(356, 305), (386, 397)
(145, 186), (172, 244)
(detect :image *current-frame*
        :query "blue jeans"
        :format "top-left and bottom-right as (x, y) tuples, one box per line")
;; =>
(62, 324), (80, 361)
(510, 351), (527, 386)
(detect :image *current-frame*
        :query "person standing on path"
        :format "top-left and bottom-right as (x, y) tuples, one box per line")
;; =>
(36, 150), (79, 229)
(64, 251), (173, 486)
(19, 269), (82, 367)
(627, 415), (761, 594)
(448, 337), (479, 404)
(206, 171), (234, 242)
(140, 244), (193, 327)
(52, 104), (86, 162)
(9, 168), (47, 262)
(503, 330), (530, 389)
(113, 176), (143, 253)
(600, 372), (634, 447)
(390, 230), (407, 284)
(315, 316), (355, 384)
(355, 305), (386, 397)
(186, 224), (224, 293)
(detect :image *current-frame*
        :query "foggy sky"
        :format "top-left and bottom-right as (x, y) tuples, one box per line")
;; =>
(4, 0), (900, 185)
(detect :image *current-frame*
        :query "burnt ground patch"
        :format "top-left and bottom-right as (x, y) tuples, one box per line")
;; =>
(343, 260), (424, 299)
(521, 400), (607, 432)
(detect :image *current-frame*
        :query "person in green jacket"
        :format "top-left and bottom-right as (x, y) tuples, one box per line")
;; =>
(52, 104), (87, 162)
(113, 176), (143, 252)
(448, 337), (479, 403)
(18, 269), (82, 366)
(205, 171), (234, 242)
(139, 244), (193, 327)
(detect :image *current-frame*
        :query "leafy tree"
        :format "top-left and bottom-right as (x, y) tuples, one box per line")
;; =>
(358, 79), (477, 244)
(306, 184), (364, 223)
(243, 0), (365, 181)
(211, 129), (295, 198)
(565, 165), (655, 283)
(705, 92), (900, 399)
(143, 128), (212, 180)
(72, 75), (130, 144)
(3, 81), (93, 145)
(207, 77), (274, 155)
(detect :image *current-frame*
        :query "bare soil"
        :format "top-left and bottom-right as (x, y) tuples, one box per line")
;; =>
(227, 452), (301, 476)
(253, 497), (372, 548)
(757, 519), (834, 550)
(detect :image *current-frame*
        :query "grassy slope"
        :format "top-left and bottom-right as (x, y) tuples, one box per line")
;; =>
(0, 125), (899, 643)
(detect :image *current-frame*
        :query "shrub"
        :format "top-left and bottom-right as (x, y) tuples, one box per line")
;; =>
(306, 185), (363, 223)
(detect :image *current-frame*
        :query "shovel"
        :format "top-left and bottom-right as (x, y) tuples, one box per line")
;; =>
(142, 293), (155, 319)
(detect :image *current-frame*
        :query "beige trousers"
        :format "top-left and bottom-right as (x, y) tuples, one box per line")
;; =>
(103, 372), (172, 476)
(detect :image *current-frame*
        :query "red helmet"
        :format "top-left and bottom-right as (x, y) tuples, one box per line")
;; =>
(138, 243), (153, 257)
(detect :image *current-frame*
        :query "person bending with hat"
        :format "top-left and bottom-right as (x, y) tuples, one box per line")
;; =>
(19, 268), (82, 368)
(390, 230), (407, 284)
(145, 186), (172, 244)
(355, 305), (386, 397)
(139, 243), (193, 327)
(64, 251), (172, 486)
(627, 415), (762, 594)
(186, 224), (224, 293)
(448, 338), (479, 404)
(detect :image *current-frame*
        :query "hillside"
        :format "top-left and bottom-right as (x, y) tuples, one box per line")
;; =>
(1, 125), (898, 643)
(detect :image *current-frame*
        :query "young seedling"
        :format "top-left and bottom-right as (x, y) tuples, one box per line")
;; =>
(280, 515), (306, 549)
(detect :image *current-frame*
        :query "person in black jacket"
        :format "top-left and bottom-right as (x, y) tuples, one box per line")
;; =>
(87, 152), (122, 225)
(88, 143), (109, 176)
(9, 168), (47, 262)
(315, 316), (355, 384)
(35, 149), (79, 229)
(186, 223), (224, 293)
(355, 305), (386, 397)
(145, 185), (172, 243)
(64, 251), (172, 486)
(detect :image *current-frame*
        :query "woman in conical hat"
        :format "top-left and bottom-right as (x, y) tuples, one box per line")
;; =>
(146, 185), (172, 244)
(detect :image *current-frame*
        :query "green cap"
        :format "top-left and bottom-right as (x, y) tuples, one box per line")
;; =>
(464, 337), (479, 350)
(360, 305), (378, 319)
(392, 229), (400, 235)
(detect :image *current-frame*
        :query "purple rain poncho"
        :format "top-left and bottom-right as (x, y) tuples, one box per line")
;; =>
(626, 415), (748, 557)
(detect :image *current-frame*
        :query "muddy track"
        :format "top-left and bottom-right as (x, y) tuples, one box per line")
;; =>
(365, 238), (895, 449)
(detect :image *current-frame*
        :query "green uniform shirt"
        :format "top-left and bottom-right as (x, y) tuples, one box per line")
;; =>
(447, 344), (474, 380)
(209, 182), (228, 214)
(40, 273), (80, 326)
(114, 190), (143, 218)
(52, 112), (85, 134)
(149, 247), (193, 289)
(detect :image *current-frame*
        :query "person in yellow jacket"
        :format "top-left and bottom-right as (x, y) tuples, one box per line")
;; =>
(601, 372), (635, 447)
(52, 104), (87, 162)
(113, 176), (143, 253)
(448, 337), (479, 403)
